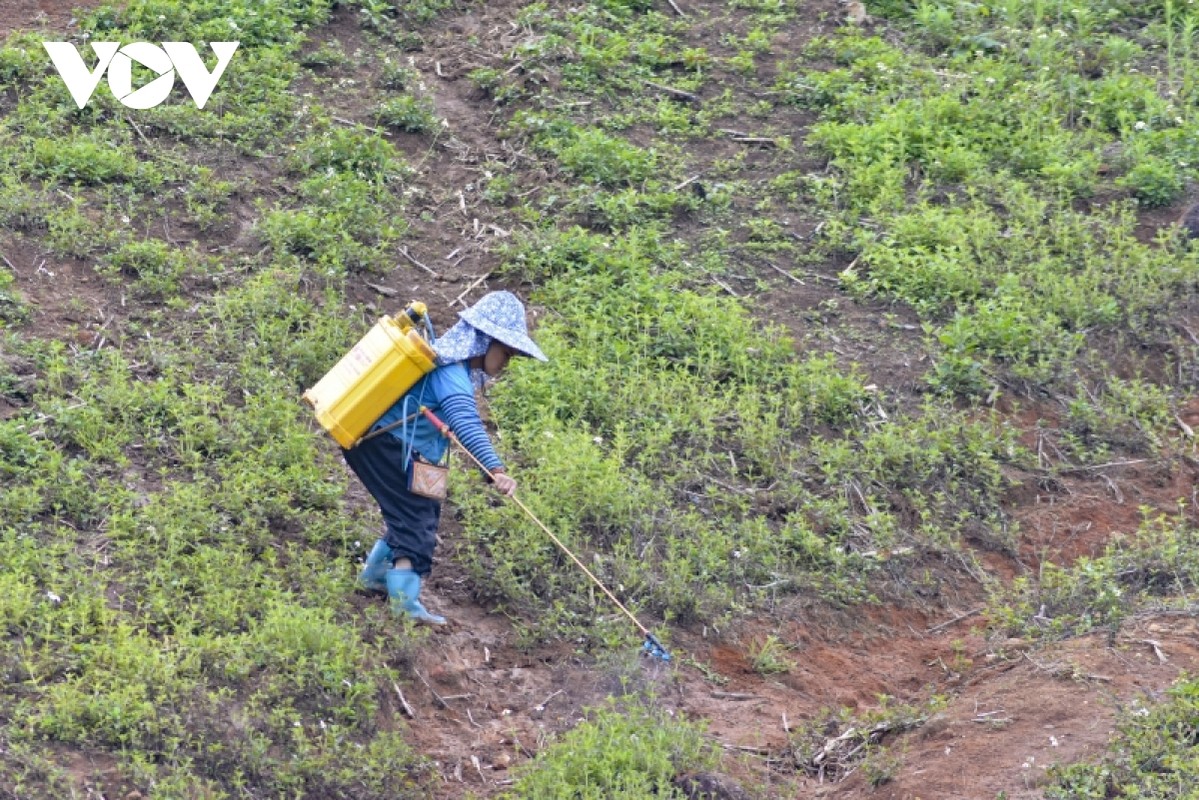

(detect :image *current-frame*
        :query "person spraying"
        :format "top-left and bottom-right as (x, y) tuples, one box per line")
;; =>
(342, 291), (547, 624)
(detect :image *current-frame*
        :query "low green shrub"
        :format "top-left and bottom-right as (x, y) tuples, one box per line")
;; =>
(1047, 676), (1199, 799)
(987, 512), (1199, 641)
(503, 696), (718, 799)
(98, 239), (210, 296)
(376, 94), (440, 133)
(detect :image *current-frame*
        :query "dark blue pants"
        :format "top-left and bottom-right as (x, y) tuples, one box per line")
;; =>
(342, 435), (442, 577)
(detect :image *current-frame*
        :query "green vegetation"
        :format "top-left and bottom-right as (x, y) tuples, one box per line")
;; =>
(987, 510), (1199, 641)
(1047, 676), (1199, 799)
(779, 7), (1199, 395)
(501, 696), (719, 799)
(1, 0), (1198, 794)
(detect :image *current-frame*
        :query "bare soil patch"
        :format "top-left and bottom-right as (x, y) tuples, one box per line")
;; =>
(0, 0), (94, 37)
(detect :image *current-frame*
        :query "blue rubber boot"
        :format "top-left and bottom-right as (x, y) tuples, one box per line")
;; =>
(386, 568), (447, 625)
(358, 539), (393, 594)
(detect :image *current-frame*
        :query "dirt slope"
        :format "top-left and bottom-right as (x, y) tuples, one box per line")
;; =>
(4, 1), (1199, 799)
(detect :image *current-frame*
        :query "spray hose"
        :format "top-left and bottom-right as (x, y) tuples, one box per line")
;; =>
(420, 406), (672, 663)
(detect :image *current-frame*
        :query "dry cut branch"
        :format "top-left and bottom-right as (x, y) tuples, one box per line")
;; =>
(803, 715), (925, 783)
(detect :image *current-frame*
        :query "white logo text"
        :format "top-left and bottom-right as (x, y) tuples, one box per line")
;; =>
(43, 41), (239, 109)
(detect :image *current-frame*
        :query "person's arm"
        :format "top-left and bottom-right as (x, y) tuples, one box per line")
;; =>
(437, 393), (504, 472)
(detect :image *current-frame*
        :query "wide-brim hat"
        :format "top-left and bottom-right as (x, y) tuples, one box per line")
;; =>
(457, 291), (548, 362)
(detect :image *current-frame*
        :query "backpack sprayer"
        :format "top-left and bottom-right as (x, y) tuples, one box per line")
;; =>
(419, 406), (673, 663)
(303, 302), (436, 449)
(303, 303), (673, 662)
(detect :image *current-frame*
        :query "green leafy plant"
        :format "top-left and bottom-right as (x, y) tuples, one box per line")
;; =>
(1046, 676), (1199, 799)
(747, 634), (793, 674)
(502, 696), (719, 799)
(376, 94), (440, 133)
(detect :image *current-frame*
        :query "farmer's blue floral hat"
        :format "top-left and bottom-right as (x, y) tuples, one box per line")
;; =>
(433, 291), (548, 365)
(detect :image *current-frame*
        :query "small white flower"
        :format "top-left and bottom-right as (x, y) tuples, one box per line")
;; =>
(592, 436), (603, 445)
(46, 591), (61, 603)
(1135, 120), (1148, 131)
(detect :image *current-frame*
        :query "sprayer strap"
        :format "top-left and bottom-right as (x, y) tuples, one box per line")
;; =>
(352, 410), (421, 448)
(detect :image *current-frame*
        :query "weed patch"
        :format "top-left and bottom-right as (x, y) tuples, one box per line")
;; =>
(502, 695), (719, 799)
(987, 511), (1199, 641)
(1047, 675), (1199, 799)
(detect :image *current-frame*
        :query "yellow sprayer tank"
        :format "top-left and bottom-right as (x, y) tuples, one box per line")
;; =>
(303, 311), (437, 449)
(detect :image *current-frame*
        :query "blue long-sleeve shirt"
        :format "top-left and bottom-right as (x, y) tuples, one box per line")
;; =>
(369, 363), (503, 471)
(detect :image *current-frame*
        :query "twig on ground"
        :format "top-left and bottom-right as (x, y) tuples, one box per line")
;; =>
(532, 689), (563, 712)
(764, 260), (805, 286)
(393, 681), (417, 718)
(415, 669), (451, 709)
(398, 246), (442, 279)
(643, 79), (699, 103)
(712, 738), (772, 756)
(333, 115), (382, 133)
(1174, 321), (1199, 346)
(1101, 473), (1124, 504)
(665, 0), (687, 15)
(926, 607), (985, 634)
(1143, 639), (1169, 664)
(471, 755), (488, 784)
(366, 282), (398, 298)
(709, 275), (740, 297)
(711, 691), (760, 701)
(126, 115), (152, 148)
(1057, 459), (1152, 473)
(453, 272), (492, 306)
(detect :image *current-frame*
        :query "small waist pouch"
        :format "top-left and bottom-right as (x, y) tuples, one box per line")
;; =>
(409, 454), (450, 500)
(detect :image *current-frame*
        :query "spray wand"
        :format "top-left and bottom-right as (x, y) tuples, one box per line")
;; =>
(420, 406), (672, 662)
